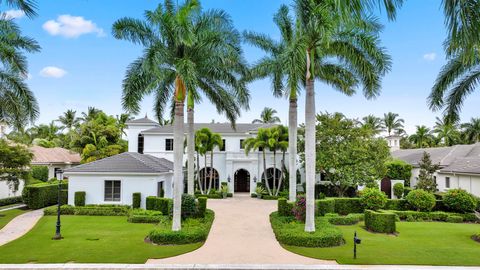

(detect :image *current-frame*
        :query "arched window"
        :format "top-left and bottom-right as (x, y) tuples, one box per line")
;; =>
(137, 134), (144, 154)
(261, 167), (282, 191)
(198, 167), (220, 191)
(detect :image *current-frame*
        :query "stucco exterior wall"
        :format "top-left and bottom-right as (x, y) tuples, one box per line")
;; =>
(0, 180), (24, 199)
(67, 173), (173, 208)
(436, 172), (480, 197)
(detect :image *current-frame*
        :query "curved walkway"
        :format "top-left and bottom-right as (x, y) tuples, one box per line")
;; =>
(147, 194), (336, 265)
(0, 208), (43, 246)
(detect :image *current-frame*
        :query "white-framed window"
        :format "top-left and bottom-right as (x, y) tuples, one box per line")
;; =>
(240, 139), (244, 149)
(104, 180), (121, 201)
(165, 138), (174, 151)
(445, 177), (450, 188)
(220, 139), (226, 151)
(137, 134), (144, 154)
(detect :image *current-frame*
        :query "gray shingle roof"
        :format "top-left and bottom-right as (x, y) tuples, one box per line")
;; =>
(64, 152), (173, 174)
(126, 116), (159, 126)
(142, 123), (278, 134)
(439, 157), (480, 174)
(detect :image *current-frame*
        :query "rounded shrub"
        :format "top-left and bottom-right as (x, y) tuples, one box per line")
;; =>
(443, 189), (477, 213)
(360, 188), (387, 210)
(405, 189), (436, 212)
(74, 191), (86, 207)
(393, 183), (404, 199)
(181, 194), (197, 218)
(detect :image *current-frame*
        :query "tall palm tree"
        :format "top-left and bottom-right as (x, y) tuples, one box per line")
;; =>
(1, 0), (38, 18)
(116, 113), (133, 136)
(295, 0), (392, 232)
(383, 112), (405, 135)
(252, 107), (281, 124)
(81, 107), (102, 122)
(244, 5), (303, 201)
(409, 125), (434, 148)
(269, 125), (289, 196)
(245, 128), (274, 196)
(433, 116), (459, 146)
(0, 7), (40, 130)
(57, 109), (79, 131)
(113, 0), (248, 231)
(461, 118), (480, 143)
(361, 114), (384, 135)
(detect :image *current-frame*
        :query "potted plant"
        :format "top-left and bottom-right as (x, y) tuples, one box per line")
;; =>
(220, 183), (229, 198)
(255, 186), (265, 199)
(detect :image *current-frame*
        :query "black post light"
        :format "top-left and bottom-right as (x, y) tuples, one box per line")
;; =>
(53, 169), (64, 240)
(353, 231), (361, 259)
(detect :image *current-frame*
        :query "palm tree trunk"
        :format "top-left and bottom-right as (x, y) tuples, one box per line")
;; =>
(262, 150), (272, 195)
(208, 151), (214, 194)
(288, 97), (297, 202)
(172, 100), (184, 231)
(204, 154), (207, 192)
(304, 49), (316, 232)
(196, 151), (204, 194)
(187, 105), (195, 195)
(276, 150), (286, 196)
(273, 149), (277, 194)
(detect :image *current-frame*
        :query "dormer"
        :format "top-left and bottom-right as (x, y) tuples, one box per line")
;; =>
(126, 116), (159, 153)
(385, 135), (402, 152)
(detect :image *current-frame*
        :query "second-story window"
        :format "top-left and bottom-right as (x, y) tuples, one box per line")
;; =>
(220, 139), (226, 151)
(137, 134), (144, 154)
(240, 139), (244, 149)
(165, 138), (174, 151)
(445, 177), (450, 188)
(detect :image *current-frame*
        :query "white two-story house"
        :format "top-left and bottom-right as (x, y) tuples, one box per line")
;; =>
(127, 116), (290, 194)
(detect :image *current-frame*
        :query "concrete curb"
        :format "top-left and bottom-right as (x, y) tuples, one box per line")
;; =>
(0, 264), (478, 270)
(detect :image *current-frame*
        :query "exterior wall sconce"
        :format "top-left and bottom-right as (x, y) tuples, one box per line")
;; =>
(227, 175), (231, 182)
(253, 176), (257, 183)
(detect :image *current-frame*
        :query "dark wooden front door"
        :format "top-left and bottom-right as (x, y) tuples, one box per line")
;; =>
(234, 169), (250, 192)
(381, 178), (391, 198)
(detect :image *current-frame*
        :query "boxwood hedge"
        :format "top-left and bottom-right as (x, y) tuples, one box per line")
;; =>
(22, 181), (68, 209)
(365, 210), (396, 233)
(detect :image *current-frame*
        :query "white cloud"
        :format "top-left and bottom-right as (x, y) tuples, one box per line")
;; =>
(39, 66), (67, 78)
(42, 15), (105, 38)
(2, 9), (25, 19)
(423, 52), (437, 61)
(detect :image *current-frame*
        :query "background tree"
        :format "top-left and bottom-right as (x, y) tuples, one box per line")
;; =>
(409, 125), (434, 148)
(80, 107), (102, 122)
(433, 116), (459, 146)
(360, 114), (384, 135)
(269, 125), (289, 196)
(0, 139), (32, 192)
(415, 151), (440, 193)
(383, 112), (405, 135)
(116, 113), (133, 136)
(245, 128), (274, 195)
(252, 107), (281, 124)
(57, 109), (79, 131)
(461, 118), (480, 143)
(194, 128), (222, 194)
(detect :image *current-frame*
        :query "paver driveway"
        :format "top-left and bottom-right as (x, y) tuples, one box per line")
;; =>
(147, 194), (335, 265)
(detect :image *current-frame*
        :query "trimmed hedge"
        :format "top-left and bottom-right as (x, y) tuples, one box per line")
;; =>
(132, 192), (141, 209)
(195, 193), (222, 199)
(22, 181), (68, 209)
(316, 198), (335, 216)
(44, 205), (130, 216)
(74, 191), (86, 207)
(365, 210), (396, 233)
(197, 197), (207, 218)
(278, 198), (294, 216)
(385, 199), (409, 210)
(127, 209), (163, 223)
(386, 210), (477, 223)
(334, 198), (363, 215)
(326, 213), (364, 225)
(146, 196), (172, 215)
(31, 166), (49, 182)
(147, 210), (215, 244)
(0, 196), (23, 207)
(43, 204), (76, 215)
(270, 212), (344, 247)
(446, 215), (464, 223)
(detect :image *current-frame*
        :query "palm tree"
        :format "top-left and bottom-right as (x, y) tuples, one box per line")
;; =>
(433, 116), (459, 146)
(361, 115), (384, 135)
(461, 118), (480, 143)
(116, 113), (133, 136)
(57, 110), (79, 131)
(409, 125), (434, 148)
(113, 0), (248, 231)
(245, 128), (274, 196)
(243, 5), (303, 201)
(0, 7), (41, 130)
(194, 128), (222, 194)
(252, 107), (281, 124)
(269, 125), (289, 196)
(295, 0), (392, 232)
(1, 0), (38, 18)
(81, 107), (102, 122)
(383, 112), (405, 135)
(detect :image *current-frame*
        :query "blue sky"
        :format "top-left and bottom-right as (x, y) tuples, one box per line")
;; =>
(5, 0), (479, 134)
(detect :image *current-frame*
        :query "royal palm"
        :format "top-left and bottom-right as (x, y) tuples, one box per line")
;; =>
(113, 0), (248, 230)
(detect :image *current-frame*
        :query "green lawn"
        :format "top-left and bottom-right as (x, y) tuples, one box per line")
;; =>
(0, 208), (29, 230)
(285, 221), (480, 266)
(0, 216), (202, 263)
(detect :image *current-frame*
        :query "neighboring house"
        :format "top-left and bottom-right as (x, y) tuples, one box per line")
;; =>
(30, 146), (81, 179)
(127, 116), (290, 194)
(390, 142), (480, 196)
(64, 152), (174, 208)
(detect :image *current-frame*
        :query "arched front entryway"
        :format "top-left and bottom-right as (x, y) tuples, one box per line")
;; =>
(234, 169), (250, 192)
(198, 167), (220, 191)
(261, 167), (283, 191)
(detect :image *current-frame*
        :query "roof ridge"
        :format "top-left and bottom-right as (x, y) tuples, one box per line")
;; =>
(128, 152), (166, 172)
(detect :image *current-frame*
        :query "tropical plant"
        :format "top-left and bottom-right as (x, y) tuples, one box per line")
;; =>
(113, 0), (248, 231)
(0, 139), (32, 192)
(57, 110), (80, 131)
(361, 114), (384, 135)
(415, 152), (440, 193)
(294, 0), (392, 232)
(267, 125), (289, 195)
(116, 113), (133, 136)
(194, 128), (222, 195)
(245, 128), (274, 196)
(243, 4), (303, 202)
(252, 107), (281, 124)
(80, 107), (102, 122)
(461, 118), (480, 143)
(433, 116), (459, 146)
(409, 125), (434, 148)
(383, 112), (405, 135)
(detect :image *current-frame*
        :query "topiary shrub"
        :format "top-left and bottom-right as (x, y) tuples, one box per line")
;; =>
(292, 195), (306, 222)
(360, 188), (387, 210)
(132, 192), (141, 209)
(365, 210), (396, 233)
(278, 198), (293, 216)
(393, 183), (404, 199)
(316, 198), (335, 216)
(406, 189), (436, 211)
(74, 191), (86, 207)
(443, 189), (477, 213)
(181, 194), (197, 219)
(197, 197), (207, 218)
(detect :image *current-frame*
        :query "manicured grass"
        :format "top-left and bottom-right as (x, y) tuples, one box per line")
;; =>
(0, 216), (202, 263)
(285, 221), (480, 266)
(0, 208), (29, 229)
